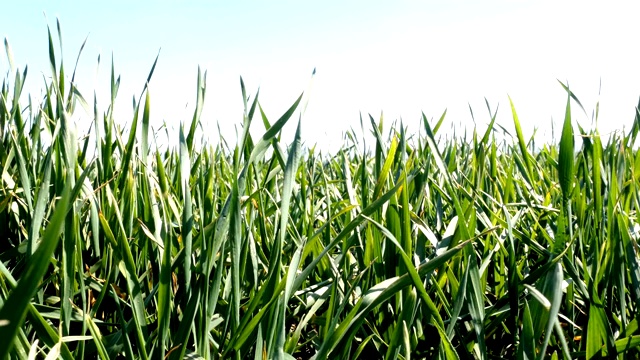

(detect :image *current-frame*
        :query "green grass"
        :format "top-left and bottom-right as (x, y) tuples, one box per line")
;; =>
(2, 23), (640, 359)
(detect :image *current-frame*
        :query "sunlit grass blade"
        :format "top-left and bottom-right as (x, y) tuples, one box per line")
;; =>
(249, 92), (302, 165)
(533, 262), (563, 359)
(179, 126), (193, 295)
(0, 180), (71, 358)
(508, 96), (533, 184)
(313, 240), (471, 359)
(186, 66), (205, 153)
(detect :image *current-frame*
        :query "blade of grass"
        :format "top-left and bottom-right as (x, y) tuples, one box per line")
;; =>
(0, 180), (71, 358)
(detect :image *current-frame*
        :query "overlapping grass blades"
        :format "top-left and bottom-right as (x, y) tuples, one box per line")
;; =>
(2, 26), (640, 359)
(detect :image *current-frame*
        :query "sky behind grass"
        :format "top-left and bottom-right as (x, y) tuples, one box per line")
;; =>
(1, 1), (639, 150)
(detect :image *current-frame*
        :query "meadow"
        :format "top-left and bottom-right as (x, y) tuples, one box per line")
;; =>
(1, 24), (640, 359)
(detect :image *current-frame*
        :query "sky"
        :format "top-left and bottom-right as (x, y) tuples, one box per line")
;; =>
(1, 1), (639, 151)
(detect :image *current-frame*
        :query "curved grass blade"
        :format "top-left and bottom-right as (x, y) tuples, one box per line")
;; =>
(0, 180), (71, 359)
(313, 240), (471, 359)
(249, 92), (302, 165)
(508, 96), (533, 184)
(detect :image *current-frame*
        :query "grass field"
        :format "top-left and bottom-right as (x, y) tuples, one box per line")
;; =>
(1, 24), (640, 359)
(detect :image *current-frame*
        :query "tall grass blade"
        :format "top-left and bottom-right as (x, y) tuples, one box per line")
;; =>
(0, 181), (71, 358)
(558, 95), (574, 202)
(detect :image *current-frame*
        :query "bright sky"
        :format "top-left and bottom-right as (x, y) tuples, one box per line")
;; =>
(2, 2), (639, 151)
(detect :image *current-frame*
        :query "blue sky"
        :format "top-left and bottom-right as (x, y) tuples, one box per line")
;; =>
(2, 2), (639, 150)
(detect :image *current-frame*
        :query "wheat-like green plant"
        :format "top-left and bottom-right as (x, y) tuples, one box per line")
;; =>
(1, 23), (640, 359)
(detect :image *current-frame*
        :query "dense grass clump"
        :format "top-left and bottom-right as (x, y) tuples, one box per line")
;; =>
(2, 25), (640, 359)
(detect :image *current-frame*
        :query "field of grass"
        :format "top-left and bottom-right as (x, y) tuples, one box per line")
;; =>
(2, 25), (640, 359)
